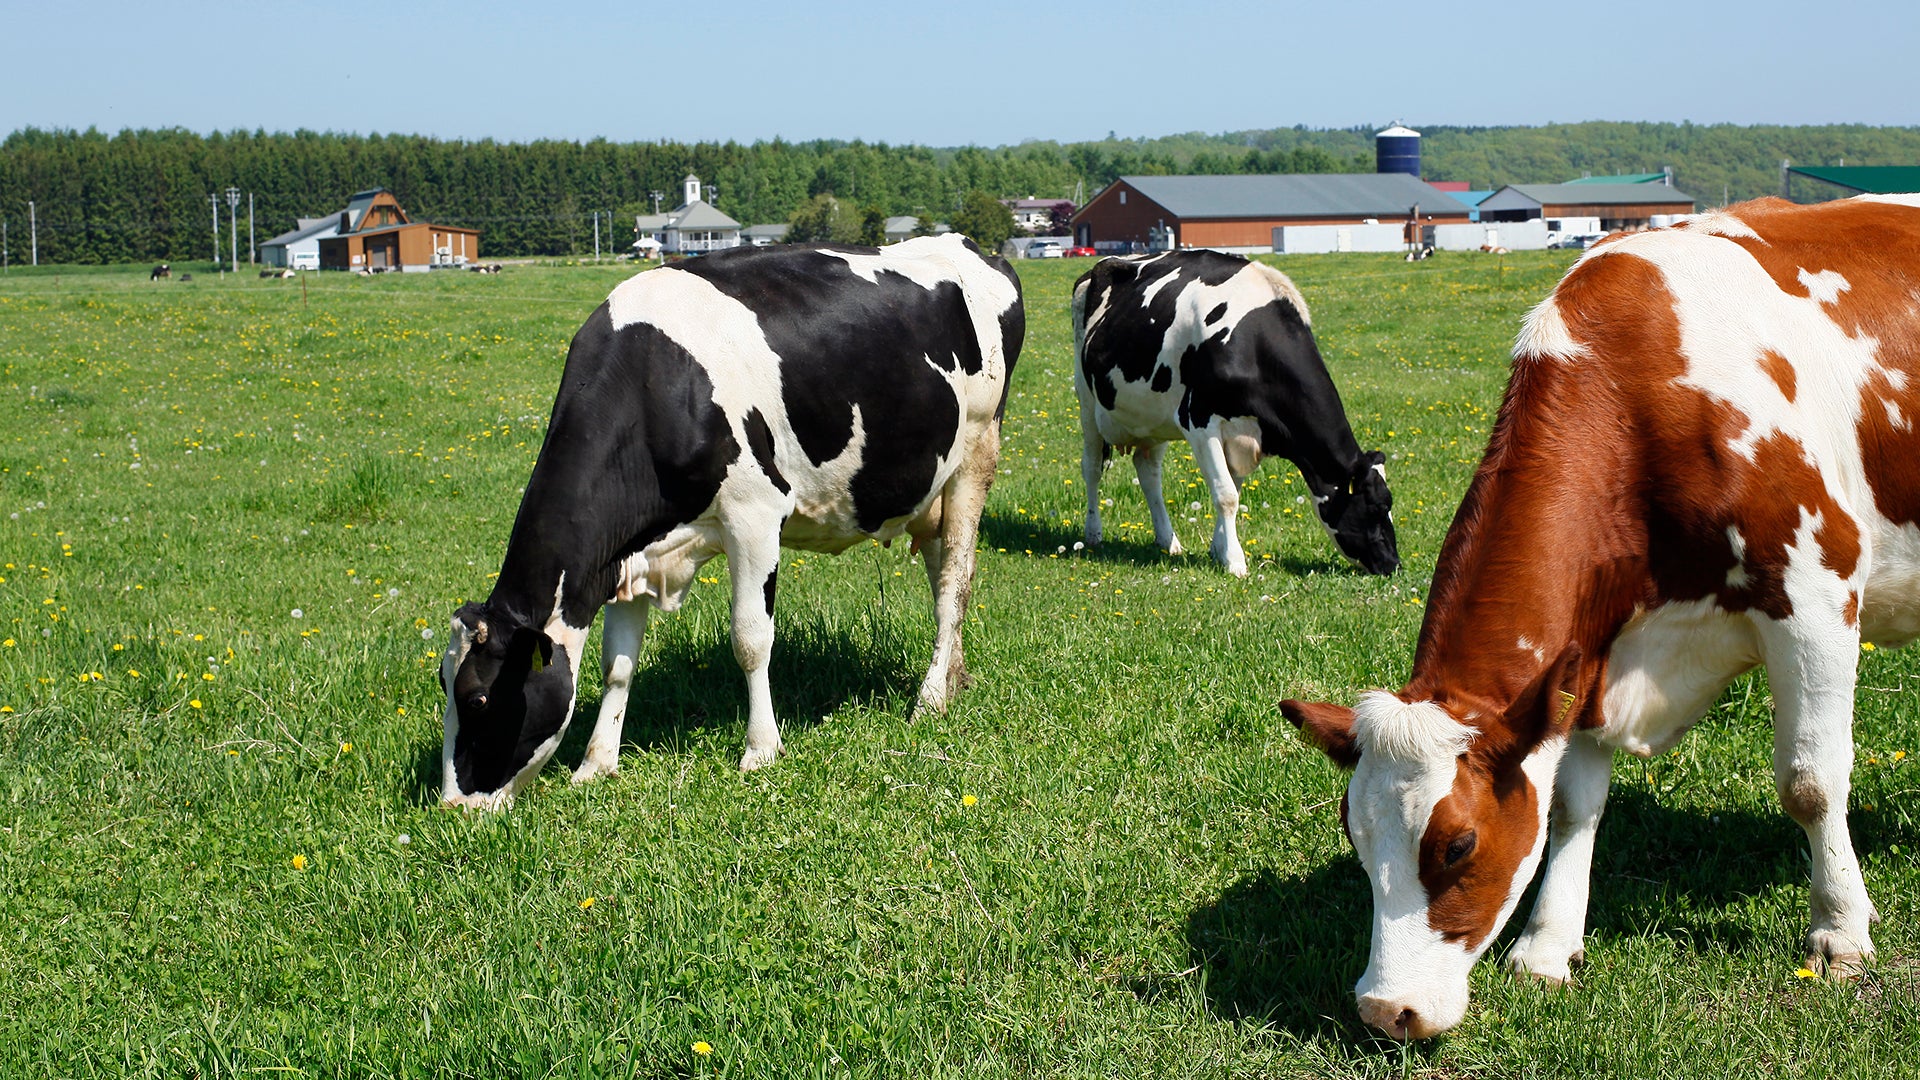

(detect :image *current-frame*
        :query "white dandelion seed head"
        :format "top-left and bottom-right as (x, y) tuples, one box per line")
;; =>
(290, 609), (304, 619)
(1072, 541), (1084, 551)
(396, 833), (411, 845)
(421, 628), (434, 639)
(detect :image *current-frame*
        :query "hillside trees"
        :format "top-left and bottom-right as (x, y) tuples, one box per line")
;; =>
(3, 123), (1918, 263)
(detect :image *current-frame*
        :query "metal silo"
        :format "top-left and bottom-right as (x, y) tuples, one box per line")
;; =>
(1376, 124), (1421, 177)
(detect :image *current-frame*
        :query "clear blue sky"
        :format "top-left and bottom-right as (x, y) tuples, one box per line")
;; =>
(7, 0), (1913, 146)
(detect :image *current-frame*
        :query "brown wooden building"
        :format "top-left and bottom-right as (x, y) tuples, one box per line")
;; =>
(1476, 183), (1696, 231)
(1071, 173), (1472, 253)
(317, 189), (480, 271)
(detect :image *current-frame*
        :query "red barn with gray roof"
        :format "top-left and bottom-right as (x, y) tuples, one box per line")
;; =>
(1071, 173), (1471, 252)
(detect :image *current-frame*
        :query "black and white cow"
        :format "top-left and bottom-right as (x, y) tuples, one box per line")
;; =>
(441, 234), (1025, 809)
(1072, 251), (1399, 577)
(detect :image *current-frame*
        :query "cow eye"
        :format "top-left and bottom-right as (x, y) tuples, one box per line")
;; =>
(1445, 830), (1477, 867)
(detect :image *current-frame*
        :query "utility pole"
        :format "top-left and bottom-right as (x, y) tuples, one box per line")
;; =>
(248, 192), (256, 264)
(29, 201), (36, 266)
(209, 193), (220, 269)
(3, 219), (8, 273)
(226, 187), (241, 274)
(593, 210), (601, 260)
(649, 190), (664, 214)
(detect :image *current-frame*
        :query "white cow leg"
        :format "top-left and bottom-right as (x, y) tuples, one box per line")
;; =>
(572, 600), (649, 784)
(1133, 442), (1182, 556)
(1190, 433), (1246, 577)
(919, 421), (997, 714)
(1756, 607), (1876, 975)
(1082, 411), (1106, 547)
(730, 528), (784, 772)
(1509, 731), (1612, 982)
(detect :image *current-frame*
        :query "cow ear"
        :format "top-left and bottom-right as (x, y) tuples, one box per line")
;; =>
(1488, 644), (1582, 772)
(1282, 699), (1360, 770)
(509, 625), (556, 676)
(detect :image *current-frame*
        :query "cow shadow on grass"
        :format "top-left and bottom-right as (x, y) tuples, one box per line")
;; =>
(402, 608), (917, 804)
(978, 512), (1356, 578)
(1184, 785), (1920, 1042)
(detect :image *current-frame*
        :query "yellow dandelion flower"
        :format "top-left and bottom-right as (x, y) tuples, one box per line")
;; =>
(396, 706), (406, 716)
(1861, 642), (1877, 652)
(340, 742), (353, 753)
(202, 672), (216, 682)
(128, 669), (141, 678)
(579, 897), (595, 910)
(692, 1042), (713, 1056)
(0, 706), (12, 714)
(1794, 968), (1819, 979)
(1, 639), (12, 648)
(291, 854), (309, 871)
(1895, 750), (1908, 762)
(962, 793), (977, 807)
(189, 699), (203, 709)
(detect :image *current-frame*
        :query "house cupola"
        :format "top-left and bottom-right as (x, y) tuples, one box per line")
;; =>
(683, 174), (702, 206)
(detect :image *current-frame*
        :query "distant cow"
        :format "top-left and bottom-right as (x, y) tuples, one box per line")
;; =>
(440, 234), (1024, 809)
(260, 268), (294, 279)
(149, 264), (170, 281)
(1072, 251), (1398, 576)
(1284, 194), (1920, 1040)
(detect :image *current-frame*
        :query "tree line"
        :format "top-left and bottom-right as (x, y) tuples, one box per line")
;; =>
(2, 123), (1916, 264)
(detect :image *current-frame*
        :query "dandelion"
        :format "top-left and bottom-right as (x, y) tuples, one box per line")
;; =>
(1862, 642), (1877, 652)
(189, 699), (203, 709)
(291, 609), (303, 619)
(422, 628), (434, 640)
(1794, 968), (1819, 979)
(1896, 750), (1908, 763)
(202, 672), (216, 682)
(396, 706), (406, 715)
(693, 1042), (713, 1057)
(291, 854), (309, 871)
(962, 793), (977, 807)
(0, 707), (12, 714)
(340, 742), (353, 753)
(127, 669), (141, 678)
(1, 639), (12, 648)
(579, 897), (595, 910)
(396, 834), (411, 846)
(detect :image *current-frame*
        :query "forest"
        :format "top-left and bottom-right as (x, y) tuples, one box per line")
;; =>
(3, 121), (1918, 263)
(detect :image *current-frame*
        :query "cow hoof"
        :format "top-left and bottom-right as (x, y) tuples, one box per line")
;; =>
(570, 758), (618, 785)
(1508, 938), (1581, 985)
(1224, 561), (1249, 579)
(1805, 930), (1873, 979)
(1163, 537), (1184, 556)
(739, 743), (782, 772)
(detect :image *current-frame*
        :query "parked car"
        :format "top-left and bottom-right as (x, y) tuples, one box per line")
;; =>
(1549, 233), (1604, 251)
(1065, 246), (1096, 257)
(1026, 240), (1066, 259)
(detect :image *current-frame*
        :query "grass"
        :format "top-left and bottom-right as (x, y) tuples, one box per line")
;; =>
(0, 254), (1916, 1078)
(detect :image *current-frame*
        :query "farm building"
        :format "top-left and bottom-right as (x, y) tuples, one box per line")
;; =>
(635, 175), (743, 255)
(1564, 171), (1673, 185)
(1070, 173), (1472, 254)
(1783, 164), (1920, 202)
(315, 189), (479, 272)
(1476, 183), (1696, 231)
(258, 216), (343, 270)
(741, 224), (790, 247)
(1003, 197), (1071, 233)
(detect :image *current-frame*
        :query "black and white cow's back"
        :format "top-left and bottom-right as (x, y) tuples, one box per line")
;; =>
(441, 234), (1024, 808)
(1072, 250), (1398, 576)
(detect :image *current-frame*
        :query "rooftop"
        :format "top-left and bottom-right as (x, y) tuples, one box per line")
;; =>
(1105, 173), (1471, 219)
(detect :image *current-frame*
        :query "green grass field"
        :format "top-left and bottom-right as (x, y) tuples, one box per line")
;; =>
(0, 253), (1915, 1078)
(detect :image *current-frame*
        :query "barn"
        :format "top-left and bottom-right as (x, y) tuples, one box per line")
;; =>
(258, 216), (343, 270)
(315, 189), (480, 272)
(1476, 182), (1697, 231)
(1070, 173), (1472, 254)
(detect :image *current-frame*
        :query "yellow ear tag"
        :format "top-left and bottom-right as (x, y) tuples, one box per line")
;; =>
(530, 650), (546, 675)
(1556, 688), (1577, 724)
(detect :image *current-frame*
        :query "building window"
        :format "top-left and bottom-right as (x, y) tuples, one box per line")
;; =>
(1119, 191), (1127, 205)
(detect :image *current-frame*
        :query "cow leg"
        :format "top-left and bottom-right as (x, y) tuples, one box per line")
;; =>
(1190, 433), (1247, 577)
(730, 524), (785, 772)
(1082, 409), (1106, 547)
(1755, 601), (1876, 976)
(572, 600), (649, 784)
(1132, 442), (1183, 556)
(1508, 731), (1612, 982)
(918, 421), (998, 713)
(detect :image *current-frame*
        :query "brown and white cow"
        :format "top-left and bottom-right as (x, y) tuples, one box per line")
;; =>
(1283, 194), (1920, 1039)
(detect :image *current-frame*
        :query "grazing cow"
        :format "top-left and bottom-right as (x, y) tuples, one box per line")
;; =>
(149, 264), (170, 281)
(1283, 194), (1920, 1039)
(440, 234), (1024, 809)
(1072, 251), (1398, 576)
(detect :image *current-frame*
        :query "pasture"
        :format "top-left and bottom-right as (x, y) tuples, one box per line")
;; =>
(0, 253), (1914, 1078)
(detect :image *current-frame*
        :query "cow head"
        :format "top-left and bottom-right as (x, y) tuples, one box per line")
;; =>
(1280, 648), (1580, 1039)
(439, 601), (577, 809)
(1317, 451), (1399, 575)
